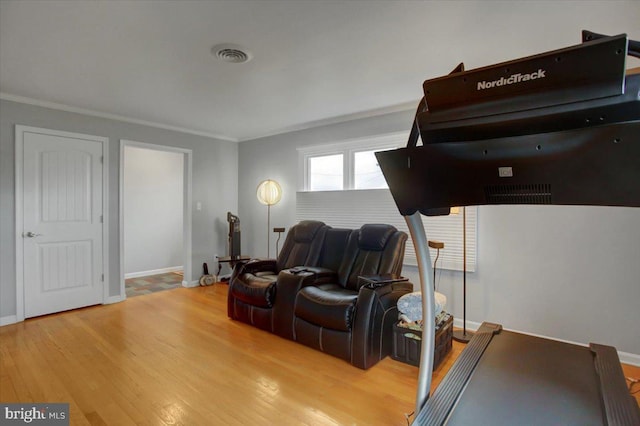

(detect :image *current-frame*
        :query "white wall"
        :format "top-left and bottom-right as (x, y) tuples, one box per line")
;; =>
(124, 146), (183, 275)
(238, 110), (640, 358)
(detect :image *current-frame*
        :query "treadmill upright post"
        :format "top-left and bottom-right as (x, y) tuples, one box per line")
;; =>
(404, 212), (436, 416)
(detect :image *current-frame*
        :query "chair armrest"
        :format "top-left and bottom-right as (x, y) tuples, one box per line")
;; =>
(272, 269), (320, 340)
(290, 266), (338, 285)
(351, 281), (413, 369)
(360, 280), (413, 298)
(234, 258), (277, 276)
(277, 269), (318, 290)
(271, 267), (338, 340)
(358, 274), (409, 289)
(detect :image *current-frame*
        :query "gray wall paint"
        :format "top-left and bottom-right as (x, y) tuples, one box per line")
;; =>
(238, 111), (413, 259)
(238, 110), (640, 356)
(124, 146), (183, 275)
(0, 99), (238, 317)
(2, 98), (639, 357)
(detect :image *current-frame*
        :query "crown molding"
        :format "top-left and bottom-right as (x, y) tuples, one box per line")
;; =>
(238, 100), (418, 142)
(1, 92), (419, 143)
(0, 92), (238, 142)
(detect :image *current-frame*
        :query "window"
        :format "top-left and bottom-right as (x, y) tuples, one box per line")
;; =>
(309, 154), (343, 191)
(299, 132), (406, 192)
(296, 131), (477, 271)
(354, 149), (389, 189)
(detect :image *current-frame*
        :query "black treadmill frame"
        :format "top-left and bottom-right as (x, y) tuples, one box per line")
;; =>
(375, 32), (640, 425)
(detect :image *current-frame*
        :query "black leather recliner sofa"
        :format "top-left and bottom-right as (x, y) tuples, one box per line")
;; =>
(227, 220), (328, 333)
(228, 221), (411, 369)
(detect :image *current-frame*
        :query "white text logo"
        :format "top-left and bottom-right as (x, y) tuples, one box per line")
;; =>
(4, 407), (46, 423)
(477, 69), (546, 91)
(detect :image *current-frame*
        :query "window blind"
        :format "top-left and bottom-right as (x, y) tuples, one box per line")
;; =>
(296, 189), (476, 272)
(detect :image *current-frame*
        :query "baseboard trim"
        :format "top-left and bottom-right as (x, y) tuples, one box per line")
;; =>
(183, 280), (200, 288)
(124, 266), (183, 279)
(452, 318), (482, 333)
(617, 351), (640, 367)
(453, 318), (640, 367)
(104, 295), (125, 304)
(0, 315), (18, 326)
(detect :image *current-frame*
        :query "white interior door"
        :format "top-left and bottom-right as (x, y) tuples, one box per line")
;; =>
(21, 129), (104, 318)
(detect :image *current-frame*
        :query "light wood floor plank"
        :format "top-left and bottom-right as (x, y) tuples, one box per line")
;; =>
(1, 284), (637, 425)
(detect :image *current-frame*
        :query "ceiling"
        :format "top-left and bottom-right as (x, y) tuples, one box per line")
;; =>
(1, 1), (639, 142)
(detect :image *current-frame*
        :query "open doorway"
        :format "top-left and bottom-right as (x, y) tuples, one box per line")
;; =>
(119, 140), (193, 299)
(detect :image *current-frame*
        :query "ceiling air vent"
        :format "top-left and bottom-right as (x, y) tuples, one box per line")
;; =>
(211, 43), (253, 64)
(485, 184), (552, 204)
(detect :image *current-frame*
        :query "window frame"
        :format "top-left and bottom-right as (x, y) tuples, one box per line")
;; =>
(298, 131), (408, 192)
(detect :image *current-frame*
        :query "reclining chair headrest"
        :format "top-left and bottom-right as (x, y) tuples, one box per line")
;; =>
(293, 220), (327, 242)
(358, 224), (397, 251)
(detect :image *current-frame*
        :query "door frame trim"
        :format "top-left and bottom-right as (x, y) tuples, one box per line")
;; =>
(15, 125), (110, 322)
(119, 140), (193, 298)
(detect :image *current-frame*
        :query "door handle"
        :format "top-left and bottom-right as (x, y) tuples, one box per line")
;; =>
(25, 231), (43, 238)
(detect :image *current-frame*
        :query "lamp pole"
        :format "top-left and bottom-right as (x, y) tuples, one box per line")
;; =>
(267, 203), (271, 258)
(453, 206), (474, 343)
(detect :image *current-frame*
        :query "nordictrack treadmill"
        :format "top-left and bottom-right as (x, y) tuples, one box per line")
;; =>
(376, 31), (640, 425)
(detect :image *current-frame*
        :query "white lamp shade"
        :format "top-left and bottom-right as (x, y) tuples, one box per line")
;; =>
(256, 179), (282, 206)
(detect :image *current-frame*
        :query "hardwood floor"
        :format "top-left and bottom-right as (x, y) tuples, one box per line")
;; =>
(1, 284), (637, 425)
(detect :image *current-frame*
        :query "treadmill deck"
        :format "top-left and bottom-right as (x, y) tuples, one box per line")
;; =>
(415, 324), (640, 425)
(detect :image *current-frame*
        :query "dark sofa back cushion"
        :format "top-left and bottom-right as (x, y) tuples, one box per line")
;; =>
(358, 224), (396, 250)
(337, 224), (407, 291)
(319, 228), (353, 272)
(277, 220), (327, 270)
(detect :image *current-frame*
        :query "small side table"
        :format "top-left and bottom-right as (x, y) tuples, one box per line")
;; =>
(358, 274), (409, 288)
(216, 255), (251, 276)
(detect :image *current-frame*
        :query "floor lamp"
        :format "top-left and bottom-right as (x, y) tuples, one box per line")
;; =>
(256, 179), (282, 258)
(452, 206), (474, 343)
